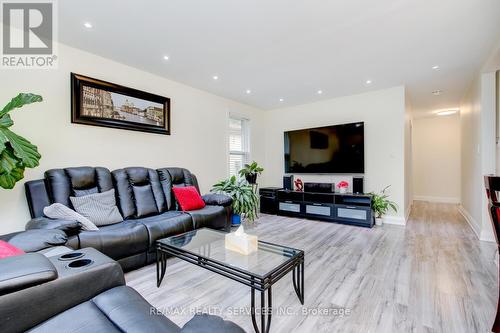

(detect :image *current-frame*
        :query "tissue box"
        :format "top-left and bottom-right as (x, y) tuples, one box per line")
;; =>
(225, 232), (258, 255)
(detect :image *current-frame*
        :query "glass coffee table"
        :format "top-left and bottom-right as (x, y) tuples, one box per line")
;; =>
(156, 228), (305, 333)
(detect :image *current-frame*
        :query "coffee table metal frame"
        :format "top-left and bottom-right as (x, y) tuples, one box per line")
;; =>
(156, 230), (304, 333)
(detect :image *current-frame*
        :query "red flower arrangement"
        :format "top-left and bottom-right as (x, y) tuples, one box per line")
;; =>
(337, 181), (349, 189)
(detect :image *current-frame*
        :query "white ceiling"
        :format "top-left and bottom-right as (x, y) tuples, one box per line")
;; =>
(58, 0), (500, 114)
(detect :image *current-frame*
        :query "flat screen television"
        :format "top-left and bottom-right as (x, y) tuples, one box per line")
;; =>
(284, 122), (364, 174)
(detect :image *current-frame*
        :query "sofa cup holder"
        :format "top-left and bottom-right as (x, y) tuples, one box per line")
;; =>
(67, 259), (93, 269)
(59, 252), (84, 261)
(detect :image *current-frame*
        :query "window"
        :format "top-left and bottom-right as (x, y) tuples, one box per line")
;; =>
(228, 116), (250, 177)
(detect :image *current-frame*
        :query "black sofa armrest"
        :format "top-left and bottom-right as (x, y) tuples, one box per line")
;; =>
(26, 216), (81, 235)
(202, 194), (233, 232)
(0, 253), (58, 296)
(202, 193), (233, 207)
(1, 229), (67, 252)
(90, 286), (183, 333)
(0, 248), (125, 333)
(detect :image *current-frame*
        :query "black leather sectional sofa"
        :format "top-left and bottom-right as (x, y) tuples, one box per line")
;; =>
(0, 166), (243, 332)
(24, 166), (232, 271)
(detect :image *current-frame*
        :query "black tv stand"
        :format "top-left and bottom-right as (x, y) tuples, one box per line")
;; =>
(276, 190), (374, 228)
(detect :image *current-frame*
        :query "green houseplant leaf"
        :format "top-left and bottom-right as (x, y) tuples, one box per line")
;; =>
(0, 128), (41, 168)
(369, 185), (398, 218)
(238, 161), (264, 177)
(0, 93), (43, 189)
(0, 149), (25, 189)
(0, 114), (14, 128)
(211, 176), (259, 222)
(238, 161), (264, 185)
(0, 93), (43, 118)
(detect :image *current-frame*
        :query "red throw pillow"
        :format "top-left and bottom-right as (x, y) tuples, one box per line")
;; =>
(0, 240), (25, 259)
(172, 186), (206, 211)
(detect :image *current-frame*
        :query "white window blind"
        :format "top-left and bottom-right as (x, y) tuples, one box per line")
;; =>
(228, 116), (250, 177)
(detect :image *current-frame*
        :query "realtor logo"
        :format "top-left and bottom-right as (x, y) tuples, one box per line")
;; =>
(1, 1), (58, 68)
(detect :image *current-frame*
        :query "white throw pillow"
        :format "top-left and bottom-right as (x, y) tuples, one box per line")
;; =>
(43, 203), (99, 231)
(70, 189), (123, 226)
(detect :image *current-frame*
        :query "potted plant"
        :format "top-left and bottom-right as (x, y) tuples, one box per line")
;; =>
(337, 181), (349, 194)
(211, 175), (259, 224)
(0, 93), (43, 189)
(238, 161), (264, 184)
(369, 185), (398, 226)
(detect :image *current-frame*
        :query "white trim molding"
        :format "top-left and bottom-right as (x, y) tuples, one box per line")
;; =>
(413, 196), (460, 204)
(405, 202), (413, 222)
(480, 229), (496, 243)
(458, 205), (481, 239)
(383, 215), (406, 226)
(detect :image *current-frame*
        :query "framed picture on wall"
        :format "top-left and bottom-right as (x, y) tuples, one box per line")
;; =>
(71, 73), (170, 135)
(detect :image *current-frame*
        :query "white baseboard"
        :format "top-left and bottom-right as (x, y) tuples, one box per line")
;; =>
(413, 195), (460, 204)
(383, 215), (406, 226)
(480, 230), (496, 243)
(405, 202), (413, 222)
(458, 205), (481, 239)
(383, 202), (412, 226)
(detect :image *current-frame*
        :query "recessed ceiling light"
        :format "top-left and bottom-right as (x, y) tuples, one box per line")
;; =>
(432, 90), (443, 96)
(437, 109), (459, 116)
(365, 80), (372, 85)
(317, 90), (323, 95)
(83, 22), (93, 29)
(212, 75), (219, 80)
(246, 89), (251, 94)
(437, 110), (458, 116)
(432, 65), (440, 70)
(279, 98), (284, 102)
(163, 55), (169, 61)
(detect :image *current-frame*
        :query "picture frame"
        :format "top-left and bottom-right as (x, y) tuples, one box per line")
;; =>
(71, 73), (170, 135)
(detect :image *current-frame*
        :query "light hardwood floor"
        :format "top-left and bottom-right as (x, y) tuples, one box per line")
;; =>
(126, 201), (498, 333)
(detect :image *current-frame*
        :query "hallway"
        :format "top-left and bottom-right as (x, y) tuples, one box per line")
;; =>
(404, 201), (497, 332)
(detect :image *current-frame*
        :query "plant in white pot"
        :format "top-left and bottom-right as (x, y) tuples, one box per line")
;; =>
(370, 185), (398, 226)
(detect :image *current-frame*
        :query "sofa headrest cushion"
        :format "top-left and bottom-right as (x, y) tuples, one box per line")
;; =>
(45, 167), (113, 207)
(123, 167), (150, 186)
(166, 167), (194, 186)
(66, 167), (101, 189)
(112, 167), (167, 219)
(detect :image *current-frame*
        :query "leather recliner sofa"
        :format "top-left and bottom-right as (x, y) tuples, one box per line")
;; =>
(24, 166), (232, 271)
(0, 247), (244, 333)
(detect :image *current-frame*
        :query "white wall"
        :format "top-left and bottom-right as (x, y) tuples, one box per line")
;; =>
(460, 76), (485, 238)
(404, 92), (413, 220)
(460, 72), (497, 242)
(459, 38), (500, 242)
(261, 86), (407, 224)
(412, 114), (461, 203)
(480, 72), (497, 242)
(496, 71), (500, 174)
(0, 43), (266, 234)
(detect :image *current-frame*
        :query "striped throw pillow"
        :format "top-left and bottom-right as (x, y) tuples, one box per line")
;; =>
(70, 189), (123, 226)
(44, 203), (99, 231)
